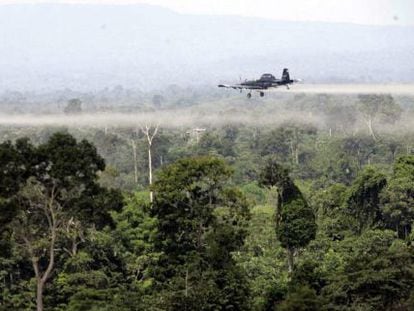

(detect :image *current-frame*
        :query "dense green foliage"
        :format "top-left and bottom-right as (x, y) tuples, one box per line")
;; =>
(259, 158), (316, 273)
(1, 92), (414, 310)
(150, 157), (250, 310)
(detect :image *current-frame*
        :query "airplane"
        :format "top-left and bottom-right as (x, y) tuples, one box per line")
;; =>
(218, 68), (301, 98)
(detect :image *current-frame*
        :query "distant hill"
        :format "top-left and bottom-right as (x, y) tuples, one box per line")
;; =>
(0, 3), (413, 91)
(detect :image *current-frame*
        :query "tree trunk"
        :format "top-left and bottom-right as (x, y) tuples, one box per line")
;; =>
(184, 267), (189, 311)
(131, 140), (138, 184)
(141, 124), (158, 203)
(287, 247), (295, 274)
(36, 215), (56, 311)
(36, 280), (44, 311)
(148, 145), (153, 203)
(295, 147), (299, 165)
(185, 268), (189, 298)
(275, 190), (283, 230)
(366, 117), (377, 141)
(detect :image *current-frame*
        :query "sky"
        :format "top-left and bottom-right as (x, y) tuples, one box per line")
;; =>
(1, 0), (414, 26)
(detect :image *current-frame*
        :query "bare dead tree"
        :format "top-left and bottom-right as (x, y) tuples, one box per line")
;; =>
(130, 139), (139, 185)
(141, 124), (159, 203)
(357, 94), (401, 141)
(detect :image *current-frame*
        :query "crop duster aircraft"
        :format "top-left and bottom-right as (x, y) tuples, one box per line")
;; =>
(218, 68), (300, 98)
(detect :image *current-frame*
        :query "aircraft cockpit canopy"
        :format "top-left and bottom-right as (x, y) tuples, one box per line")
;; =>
(260, 73), (276, 81)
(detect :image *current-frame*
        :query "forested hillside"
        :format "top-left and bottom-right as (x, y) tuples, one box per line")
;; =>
(1, 3), (413, 91)
(1, 91), (414, 310)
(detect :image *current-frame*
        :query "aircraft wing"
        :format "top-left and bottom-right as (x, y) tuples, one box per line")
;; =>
(218, 84), (265, 90)
(218, 84), (244, 90)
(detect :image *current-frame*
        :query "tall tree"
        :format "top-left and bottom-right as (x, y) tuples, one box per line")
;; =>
(141, 124), (159, 203)
(312, 183), (349, 239)
(357, 94), (401, 140)
(63, 98), (82, 115)
(381, 155), (414, 238)
(324, 103), (357, 136)
(151, 156), (250, 310)
(0, 133), (122, 311)
(344, 166), (387, 234)
(259, 158), (316, 273)
(323, 230), (414, 310)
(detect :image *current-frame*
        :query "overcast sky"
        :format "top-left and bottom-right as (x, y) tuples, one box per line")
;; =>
(1, 0), (413, 25)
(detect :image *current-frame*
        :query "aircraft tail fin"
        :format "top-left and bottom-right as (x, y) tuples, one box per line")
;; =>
(281, 68), (290, 82)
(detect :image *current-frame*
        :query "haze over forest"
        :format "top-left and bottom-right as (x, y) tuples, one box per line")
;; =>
(2, 2), (414, 311)
(0, 3), (414, 92)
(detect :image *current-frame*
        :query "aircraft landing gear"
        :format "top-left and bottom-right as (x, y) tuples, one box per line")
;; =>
(247, 92), (252, 99)
(259, 91), (265, 97)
